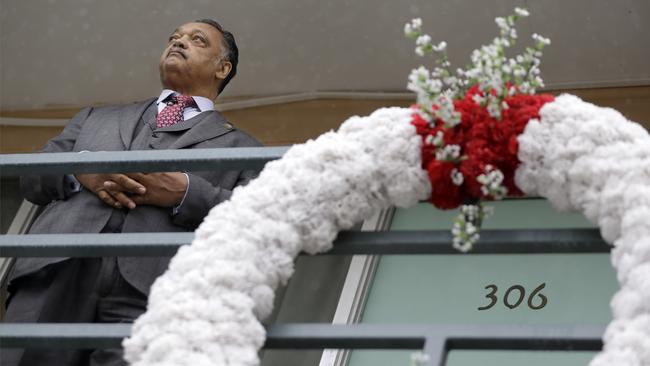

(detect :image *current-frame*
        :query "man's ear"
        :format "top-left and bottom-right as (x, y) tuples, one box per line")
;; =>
(215, 60), (232, 81)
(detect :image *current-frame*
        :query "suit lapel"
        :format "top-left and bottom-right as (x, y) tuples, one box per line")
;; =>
(119, 98), (157, 149)
(152, 110), (233, 150)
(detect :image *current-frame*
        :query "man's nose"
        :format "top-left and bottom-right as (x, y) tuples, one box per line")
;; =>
(173, 37), (188, 49)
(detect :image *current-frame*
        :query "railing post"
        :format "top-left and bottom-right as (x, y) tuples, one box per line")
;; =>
(422, 335), (447, 366)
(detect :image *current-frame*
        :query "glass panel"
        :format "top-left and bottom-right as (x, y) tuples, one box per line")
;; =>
(350, 350), (596, 366)
(390, 199), (595, 230)
(447, 350), (597, 365)
(0, 177), (22, 234)
(261, 255), (353, 366)
(348, 200), (615, 366)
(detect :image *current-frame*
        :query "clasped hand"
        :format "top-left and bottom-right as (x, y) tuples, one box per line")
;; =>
(75, 172), (188, 209)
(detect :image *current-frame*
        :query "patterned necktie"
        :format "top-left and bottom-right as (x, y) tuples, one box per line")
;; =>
(156, 94), (197, 129)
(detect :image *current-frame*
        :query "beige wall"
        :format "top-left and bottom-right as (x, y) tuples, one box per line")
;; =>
(1, 86), (649, 153)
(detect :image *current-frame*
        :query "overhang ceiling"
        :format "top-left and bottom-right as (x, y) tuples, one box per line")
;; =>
(1, 0), (649, 110)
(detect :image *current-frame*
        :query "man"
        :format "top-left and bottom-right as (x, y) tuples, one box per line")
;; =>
(3, 19), (260, 366)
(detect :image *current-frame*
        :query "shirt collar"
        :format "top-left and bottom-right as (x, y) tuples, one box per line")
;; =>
(156, 89), (215, 112)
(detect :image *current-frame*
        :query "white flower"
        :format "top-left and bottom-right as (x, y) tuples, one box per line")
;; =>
(416, 34), (432, 47)
(532, 33), (551, 45)
(477, 165), (508, 199)
(443, 76), (457, 86)
(432, 131), (444, 146)
(411, 65), (429, 80)
(404, 18), (422, 37)
(415, 106), (434, 123)
(452, 238), (473, 253)
(461, 204), (478, 219)
(407, 66), (432, 94)
(480, 185), (490, 196)
(513, 67), (526, 77)
(487, 101), (501, 118)
(448, 111), (462, 127)
(415, 34), (433, 56)
(451, 168), (464, 186)
(515, 7), (529, 17)
(410, 352), (430, 365)
(451, 203), (496, 253)
(416, 36), (430, 46)
(432, 41), (447, 52)
(495, 17), (509, 31)
(452, 221), (478, 253)
(435, 144), (461, 161)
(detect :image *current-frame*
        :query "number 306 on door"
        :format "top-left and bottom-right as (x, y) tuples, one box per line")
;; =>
(478, 283), (548, 310)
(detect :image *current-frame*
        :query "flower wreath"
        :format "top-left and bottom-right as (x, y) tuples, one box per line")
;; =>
(124, 8), (650, 366)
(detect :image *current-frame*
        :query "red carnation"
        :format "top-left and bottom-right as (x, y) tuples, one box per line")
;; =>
(412, 90), (554, 206)
(410, 108), (432, 135)
(426, 159), (462, 209)
(458, 156), (485, 199)
(443, 126), (465, 146)
(507, 135), (519, 156)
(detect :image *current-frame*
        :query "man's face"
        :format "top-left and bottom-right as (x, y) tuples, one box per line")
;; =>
(159, 22), (227, 94)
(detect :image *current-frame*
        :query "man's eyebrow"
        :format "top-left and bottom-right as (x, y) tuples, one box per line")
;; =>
(193, 30), (209, 41)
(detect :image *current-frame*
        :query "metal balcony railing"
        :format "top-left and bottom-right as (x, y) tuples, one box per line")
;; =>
(0, 148), (609, 366)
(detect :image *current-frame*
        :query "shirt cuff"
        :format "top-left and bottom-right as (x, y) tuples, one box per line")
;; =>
(63, 174), (82, 195)
(63, 150), (90, 196)
(172, 173), (190, 216)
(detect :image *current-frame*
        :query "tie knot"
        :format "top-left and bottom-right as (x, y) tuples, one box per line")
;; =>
(171, 94), (196, 108)
(157, 94), (197, 129)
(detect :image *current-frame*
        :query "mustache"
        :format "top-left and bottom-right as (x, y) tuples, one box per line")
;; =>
(167, 48), (187, 59)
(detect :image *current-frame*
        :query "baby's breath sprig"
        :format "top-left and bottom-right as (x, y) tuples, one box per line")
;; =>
(404, 18), (423, 39)
(405, 8), (550, 120)
(477, 165), (508, 200)
(452, 203), (494, 252)
(405, 18), (460, 125)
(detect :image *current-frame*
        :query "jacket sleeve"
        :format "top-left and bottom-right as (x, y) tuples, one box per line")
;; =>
(20, 107), (93, 206)
(171, 169), (258, 229)
(171, 132), (263, 230)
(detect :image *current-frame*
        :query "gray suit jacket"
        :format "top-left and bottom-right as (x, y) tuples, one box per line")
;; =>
(12, 98), (261, 295)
